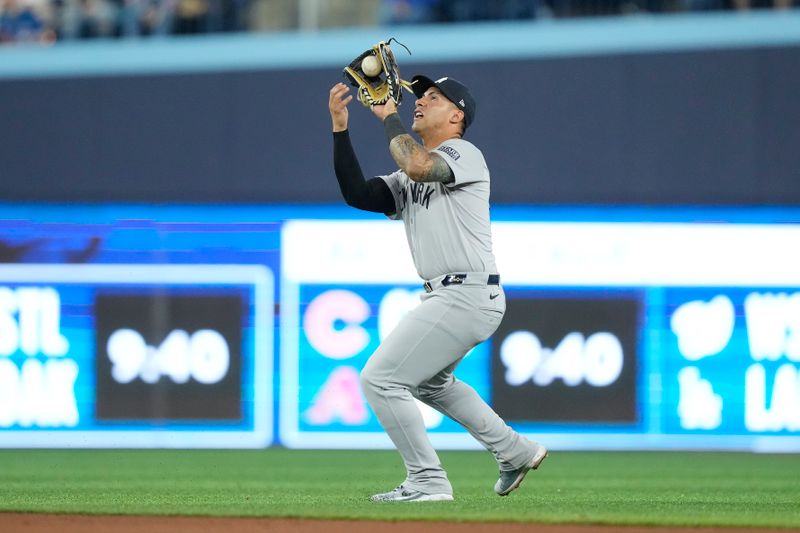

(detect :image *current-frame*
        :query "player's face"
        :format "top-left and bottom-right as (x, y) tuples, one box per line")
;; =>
(412, 87), (461, 134)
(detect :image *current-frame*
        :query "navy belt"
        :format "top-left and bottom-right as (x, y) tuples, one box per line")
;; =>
(424, 274), (500, 293)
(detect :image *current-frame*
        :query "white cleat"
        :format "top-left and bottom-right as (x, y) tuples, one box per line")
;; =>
(370, 485), (454, 502)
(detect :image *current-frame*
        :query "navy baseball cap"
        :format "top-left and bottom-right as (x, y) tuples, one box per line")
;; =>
(411, 75), (476, 129)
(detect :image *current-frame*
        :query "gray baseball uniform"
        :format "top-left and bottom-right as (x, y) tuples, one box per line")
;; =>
(359, 137), (542, 496)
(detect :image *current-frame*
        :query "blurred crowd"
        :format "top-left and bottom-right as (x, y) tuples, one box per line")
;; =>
(0, 0), (249, 44)
(386, 0), (796, 21)
(1, 0), (797, 45)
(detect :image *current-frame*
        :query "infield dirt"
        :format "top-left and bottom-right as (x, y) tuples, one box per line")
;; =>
(0, 514), (789, 533)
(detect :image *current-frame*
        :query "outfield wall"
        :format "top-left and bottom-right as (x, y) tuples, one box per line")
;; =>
(1, 12), (800, 205)
(2, 12), (799, 451)
(1, 204), (798, 452)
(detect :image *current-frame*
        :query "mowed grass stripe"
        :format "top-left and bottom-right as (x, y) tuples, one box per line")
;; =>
(0, 450), (798, 528)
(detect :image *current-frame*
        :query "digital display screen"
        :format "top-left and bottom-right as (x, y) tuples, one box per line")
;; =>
(662, 287), (800, 436)
(2, 205), (799, 451)
(0, 208), (277, 448)
(280, 216), (800, 452)
(94, 291), (244, 421)
(490, 292), (641, 424)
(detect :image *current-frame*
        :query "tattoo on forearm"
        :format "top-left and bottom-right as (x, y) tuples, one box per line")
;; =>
(389, 134), (419, 167)
(389, 136), (455, 184)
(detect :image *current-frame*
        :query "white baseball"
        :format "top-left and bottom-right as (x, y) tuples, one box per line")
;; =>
(361, 55), (381, 77)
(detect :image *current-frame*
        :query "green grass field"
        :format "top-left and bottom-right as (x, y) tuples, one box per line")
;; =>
(0, 449), (798, 528)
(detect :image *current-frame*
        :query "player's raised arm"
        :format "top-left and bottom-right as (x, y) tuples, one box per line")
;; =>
(329, 83), (395, 214)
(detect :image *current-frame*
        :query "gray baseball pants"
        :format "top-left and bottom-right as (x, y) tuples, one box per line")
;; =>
(360, 273), (540, 496)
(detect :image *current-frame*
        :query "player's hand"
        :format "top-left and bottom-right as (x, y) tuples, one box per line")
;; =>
(371, 98), (397, 122)
(329, 82), (352, 132)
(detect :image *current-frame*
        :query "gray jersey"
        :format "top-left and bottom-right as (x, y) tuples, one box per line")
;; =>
(380, 138), (498, 281)
(364, 136), (545, 499)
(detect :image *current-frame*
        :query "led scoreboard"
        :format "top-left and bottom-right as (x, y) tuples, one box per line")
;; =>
(2, 205), (799, 451)
(0, 209), (277, 448)
(281, 217), (800, 452)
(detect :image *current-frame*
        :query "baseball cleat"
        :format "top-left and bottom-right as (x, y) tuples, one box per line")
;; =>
(494, 444), (548, 496)
(370, 485), (454, 502)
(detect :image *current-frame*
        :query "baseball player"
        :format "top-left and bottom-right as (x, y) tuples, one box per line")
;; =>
(328, 75), (547, 502)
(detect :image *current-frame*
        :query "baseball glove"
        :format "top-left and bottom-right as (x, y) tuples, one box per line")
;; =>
(343, 39), (413, 108)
